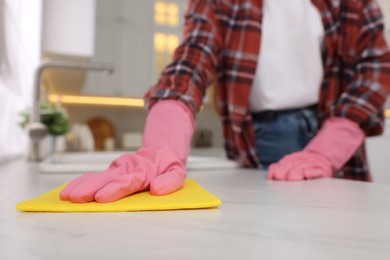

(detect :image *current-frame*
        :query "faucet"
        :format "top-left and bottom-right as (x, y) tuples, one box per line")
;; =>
(29, 59), (115, 161)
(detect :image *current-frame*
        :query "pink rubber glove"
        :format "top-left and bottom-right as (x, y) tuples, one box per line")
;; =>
(267, 117), (365, 181)
(60, 100), (195, 202)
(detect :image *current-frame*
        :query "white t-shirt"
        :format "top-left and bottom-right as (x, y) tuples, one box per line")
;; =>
(249, 0), (325, 112)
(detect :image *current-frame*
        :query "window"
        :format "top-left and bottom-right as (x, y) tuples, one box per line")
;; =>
(154, 1), (179, 27)
(153, 0), (185, 80)
(154, 32), (179, 75)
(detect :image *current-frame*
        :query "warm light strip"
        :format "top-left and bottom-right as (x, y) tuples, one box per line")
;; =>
(48, 95), (144, 107)
(48, 94), (390, 117)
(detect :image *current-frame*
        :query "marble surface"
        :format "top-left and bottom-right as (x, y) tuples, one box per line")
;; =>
(1, 159), (390, 260)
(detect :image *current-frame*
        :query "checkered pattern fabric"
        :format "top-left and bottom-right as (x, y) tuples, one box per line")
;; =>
(145, 0), (390, 181)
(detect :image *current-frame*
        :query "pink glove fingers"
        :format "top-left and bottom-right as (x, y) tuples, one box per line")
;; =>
(268, 152), (332, 181)
(268, 163), (289, 180)
(302, 158), (331, 179)
(268, 153), (304, 180)
(94, 172), (146, 202)
(66, 155), (156, 203)
(286, 167), (306, 181)
(150, 169), (186, 195)
(302, 167), (324, 180)
(59, 173), (95, 201)
(290, 162), (325, 180)
(67, 170), (119, 203)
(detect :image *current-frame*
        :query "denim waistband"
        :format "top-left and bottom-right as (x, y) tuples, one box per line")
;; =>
(251, 104), (317, 122)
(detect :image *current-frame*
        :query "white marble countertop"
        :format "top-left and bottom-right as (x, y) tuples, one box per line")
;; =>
(1, 159), (390, 260)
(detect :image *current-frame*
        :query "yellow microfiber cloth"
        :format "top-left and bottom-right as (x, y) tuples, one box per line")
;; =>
(16, 179), (221, 212)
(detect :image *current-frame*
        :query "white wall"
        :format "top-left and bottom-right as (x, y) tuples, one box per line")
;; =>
(366, 123), (390, 184)
(0, 0), (42, 161)
(366, 1), (390, 183)
(378, 0), (390, 27)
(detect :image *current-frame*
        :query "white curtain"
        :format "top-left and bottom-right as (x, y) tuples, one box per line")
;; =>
(0, 0), (42, 160)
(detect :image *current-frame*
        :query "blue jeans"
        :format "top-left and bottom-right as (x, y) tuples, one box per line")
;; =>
(252, 105), (318, 168)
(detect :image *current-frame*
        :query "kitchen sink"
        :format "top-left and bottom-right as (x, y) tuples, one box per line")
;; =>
(39, 151), (239, 174)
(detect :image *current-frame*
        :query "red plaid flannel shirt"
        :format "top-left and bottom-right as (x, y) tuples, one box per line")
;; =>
(145, 0), (390, 181)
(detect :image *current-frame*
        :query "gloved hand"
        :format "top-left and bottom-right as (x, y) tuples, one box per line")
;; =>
(267, 117), (365, 181)
(60, 100), (195, 203)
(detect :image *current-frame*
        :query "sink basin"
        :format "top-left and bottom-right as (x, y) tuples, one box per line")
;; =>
(39, 151), (239, 174)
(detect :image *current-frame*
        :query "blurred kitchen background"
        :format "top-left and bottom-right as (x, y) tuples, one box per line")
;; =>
(1, 0), (390, 182)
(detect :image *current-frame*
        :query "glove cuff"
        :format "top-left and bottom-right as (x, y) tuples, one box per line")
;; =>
(142, 100), (196, 165)
(305, 117), (365, 171)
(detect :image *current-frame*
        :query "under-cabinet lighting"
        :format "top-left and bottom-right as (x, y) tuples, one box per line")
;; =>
(47, 94), (390, 117)
(48, 94), (144, 107)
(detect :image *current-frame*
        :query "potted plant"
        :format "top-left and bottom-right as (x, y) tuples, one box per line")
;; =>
(19, 102), (70, 157)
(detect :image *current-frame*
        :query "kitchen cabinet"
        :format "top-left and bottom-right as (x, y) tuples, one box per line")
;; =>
(42, 0), (95, 57)
(83, 0), (186, 98)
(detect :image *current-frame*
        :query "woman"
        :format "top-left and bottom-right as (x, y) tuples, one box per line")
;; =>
(60, 0), (390, 203)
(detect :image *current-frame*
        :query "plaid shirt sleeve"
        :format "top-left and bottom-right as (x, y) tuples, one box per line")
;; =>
(144, 0), (223, 115)
(331, 0), (390, 136)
